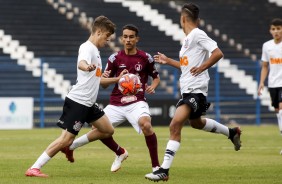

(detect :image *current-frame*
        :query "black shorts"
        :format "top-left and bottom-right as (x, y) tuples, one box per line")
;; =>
(57, 97), (105, 135)
(176, 93), (210, 120)
(268, 87), (282, 109)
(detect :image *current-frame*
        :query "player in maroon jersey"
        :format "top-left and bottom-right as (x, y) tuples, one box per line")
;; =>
(62, 24), (161, 173)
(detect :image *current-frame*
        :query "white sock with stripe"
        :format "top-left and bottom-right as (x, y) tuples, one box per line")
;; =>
(203, 118), (229, 137)
(161, 140), (180, 169)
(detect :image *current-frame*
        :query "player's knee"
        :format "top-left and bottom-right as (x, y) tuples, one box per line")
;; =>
(190, 118), (204, 129)
(105, 126), (114, 135)
(140, 122), (153, 134)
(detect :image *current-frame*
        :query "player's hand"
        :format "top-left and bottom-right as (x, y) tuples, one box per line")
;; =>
(154, 52), (168, 64)
(102, 70), (111, 78)
(190, 66), (204, 76)
(118, 69), (128, 78)
(258, 83), (264, 96)
(87, 64), (96, 72)
(145, 84), (155, 94)
(116, 69), (129, 81)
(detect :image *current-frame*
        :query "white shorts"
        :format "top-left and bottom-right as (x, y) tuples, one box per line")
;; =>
(104, 101), (151, 134)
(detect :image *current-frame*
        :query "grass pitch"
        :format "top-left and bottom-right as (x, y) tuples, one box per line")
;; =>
(0, 125), (282, 184)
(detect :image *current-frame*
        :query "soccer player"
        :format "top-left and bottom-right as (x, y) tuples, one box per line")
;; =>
(25, 15), (117, 177)
(258, 18), (282, 153)
(62, 24), (161, 172)
(145, 3), (242, 182)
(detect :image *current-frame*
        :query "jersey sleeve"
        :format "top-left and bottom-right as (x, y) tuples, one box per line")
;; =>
(77, 44), (92, 64)
(104, 53), (118, 77)
(261, 42), (268, 62)
(196, 31), (218, 53)
(146, 53), (159, 79)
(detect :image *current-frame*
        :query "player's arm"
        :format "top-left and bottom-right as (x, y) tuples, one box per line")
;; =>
(258, 62), (269, 96)
(190, 48), (223, 76)
(78, 60), (96, 71)
(146, 76), (160, 94)
(154, 52), (180, 69)
(100, 69), (128, 88)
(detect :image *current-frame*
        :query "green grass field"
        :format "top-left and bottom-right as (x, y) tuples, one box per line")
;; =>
(1, 125), (282, 184)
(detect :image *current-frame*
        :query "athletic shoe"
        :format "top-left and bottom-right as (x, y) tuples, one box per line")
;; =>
(110, 149), (128, 172)
(229, 127), (242, 151)
(25, 168), (48, 178)
(145, 167), (169, 182)
(61, 146), (74, 162)
(280, 150), (282, 155)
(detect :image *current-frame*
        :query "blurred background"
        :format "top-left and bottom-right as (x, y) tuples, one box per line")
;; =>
(0, 0), (281, 128)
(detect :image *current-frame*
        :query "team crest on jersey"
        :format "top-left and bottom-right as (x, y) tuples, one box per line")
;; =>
(73, 121), (83, 131)
(135, 63), (142, 71)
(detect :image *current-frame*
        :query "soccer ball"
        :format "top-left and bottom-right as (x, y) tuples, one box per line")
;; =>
(118, 73), (141, 95)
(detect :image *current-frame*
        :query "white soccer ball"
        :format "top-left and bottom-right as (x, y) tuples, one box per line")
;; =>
(118, 73), (141, 95)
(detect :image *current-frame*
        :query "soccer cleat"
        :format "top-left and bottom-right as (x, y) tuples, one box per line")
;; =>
(61, 146), (74, 163)
(110, 149), (128, 172)
(229, 127), (242, 151)
(25, 168), (48, 178)
(145, 167), (169, 182)
(152, 166), (160, 172)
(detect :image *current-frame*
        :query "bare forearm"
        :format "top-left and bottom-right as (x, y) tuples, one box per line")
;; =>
(100, 77), (119, 88)
(201, 48), (223, 70)
(166, 58), (180, 69)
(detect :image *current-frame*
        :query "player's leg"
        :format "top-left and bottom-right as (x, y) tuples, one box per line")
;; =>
(64, 105), (128, 170)
(189, 117), (241, 151)
(276, 88), (282, 134)
(61, 103), (113, 161)
(26, 97), (83, 177)
(127, 101), (160, 171)
(26, 130), (76, 177)
(188, 94), (241, 151)
(145, 104), (190, 181)
(99, 105), (129, 172)
(269, 88), (282, 133)
(139, 116), (160, 171)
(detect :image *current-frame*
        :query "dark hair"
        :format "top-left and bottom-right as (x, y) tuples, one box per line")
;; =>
(122, 24), (139, 36)
(181, 3), (199, 22)
(271, 18), (282, 26)
(91, 15), (116, 34)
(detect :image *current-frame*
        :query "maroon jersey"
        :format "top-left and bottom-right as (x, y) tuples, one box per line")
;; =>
(105, 49), (159, 106)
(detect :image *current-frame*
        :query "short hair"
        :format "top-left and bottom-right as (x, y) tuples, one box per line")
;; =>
(122, 24), (139, 36)
(181, 3), (199, 22)
(271, 18), (282, 26)
(91, 15), (116, 34)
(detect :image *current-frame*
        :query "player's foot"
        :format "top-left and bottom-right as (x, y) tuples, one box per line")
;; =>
(25, 168), (48, 178)
(111, 149), (128, 172)
(152, 166), (160, 172)
(61, 146), (74, 162)
(280, 150), (282, 155)
(145, 167), (169, 182)
(229, 127), (242, 151)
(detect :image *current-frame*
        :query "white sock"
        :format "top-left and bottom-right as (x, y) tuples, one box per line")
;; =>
(202, 118), (229, 137)
(277, 110), (282, 134)
(69, 134), (89, 150)
(31, 151), (51, 169)
(161, 140), (180, 169)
